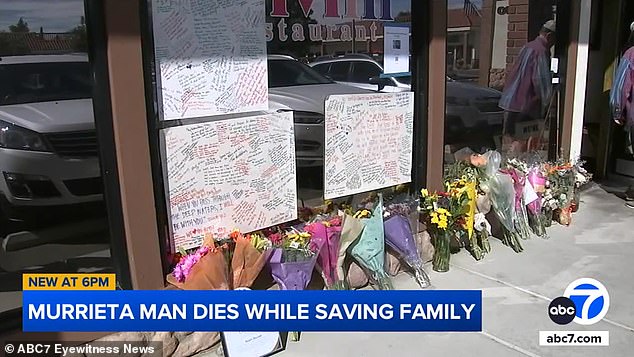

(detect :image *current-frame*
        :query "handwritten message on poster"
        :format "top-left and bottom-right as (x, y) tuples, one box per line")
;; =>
(162, 112), (297, 250)
(152, 0), (268, 120)
(324, 93), (414, 199)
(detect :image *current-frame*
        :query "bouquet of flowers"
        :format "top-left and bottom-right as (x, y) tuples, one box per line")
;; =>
(268, 228), (318, 342)
(571, 160), (592, 212)
(419, 186), (470, 272)
(333, 212), (365, 289)
(304, 216), (343, 289)
(167, 235), (230, 290)
(479, 151), (524, 253)
(230, 230), (273, 289)
(349, 194), (393, 290)
(447, 178), (490, 260)
(445, 157), (493, 260)
(544, 161), (576, 226)
(526, 165), (549, 237)
(383, 198), (431, 288)
(500, 165), (533, 241)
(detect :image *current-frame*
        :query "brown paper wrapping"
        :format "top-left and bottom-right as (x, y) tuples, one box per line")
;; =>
(232, 238), (270, 289)
(385, 250), (402, 276)
(346, 261), (369, 289)
(167, 250), (230, 290)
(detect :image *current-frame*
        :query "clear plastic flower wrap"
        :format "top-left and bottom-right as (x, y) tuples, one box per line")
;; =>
(479, 151), (523, 252)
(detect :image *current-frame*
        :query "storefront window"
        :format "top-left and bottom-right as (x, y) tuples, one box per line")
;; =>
(443, 0), (559, 164)
(143, 0), (417, 258)
(0, 0), (114, 318)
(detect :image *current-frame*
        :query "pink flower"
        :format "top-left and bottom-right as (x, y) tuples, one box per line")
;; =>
(304, 222), (319, 235)
(329, 216), (342, 226)
(269, 233), (283, 245)
(172, 265), (185, 282)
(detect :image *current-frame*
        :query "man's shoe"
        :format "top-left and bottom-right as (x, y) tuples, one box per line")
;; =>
(626, 201), (634, 209)
(626, 186), (634, 201)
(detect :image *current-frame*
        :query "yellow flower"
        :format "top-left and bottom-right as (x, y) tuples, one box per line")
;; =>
(437, 220), (448, 229)
(354, 209), (371, 219)
(436, 208), (452, 216)
(421, 188), (429, 197)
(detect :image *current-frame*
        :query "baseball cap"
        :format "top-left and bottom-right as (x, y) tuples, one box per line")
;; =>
(543, 20), (556, 32)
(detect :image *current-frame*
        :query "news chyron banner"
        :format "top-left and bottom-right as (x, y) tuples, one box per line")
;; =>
(22, 273), (482, 332)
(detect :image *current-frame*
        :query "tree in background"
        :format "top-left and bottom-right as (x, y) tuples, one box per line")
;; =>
(0, 18), (31, 55)
(68, 16), (87, 52)
(9, 17), (30, 33)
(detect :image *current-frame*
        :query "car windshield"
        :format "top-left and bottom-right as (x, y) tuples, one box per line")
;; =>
(0, 62), (91, 106)
(268, 59), (333, 88)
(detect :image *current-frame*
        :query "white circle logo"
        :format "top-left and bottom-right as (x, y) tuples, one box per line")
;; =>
(563, 278), (610, 325)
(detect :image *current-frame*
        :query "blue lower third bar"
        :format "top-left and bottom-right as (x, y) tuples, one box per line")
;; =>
(23, 290), (482, 332)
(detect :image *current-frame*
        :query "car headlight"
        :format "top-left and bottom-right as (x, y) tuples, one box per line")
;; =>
(446, 96), (471, 107)
(0, 120), (51, 152)
(293, 111), (324, 124)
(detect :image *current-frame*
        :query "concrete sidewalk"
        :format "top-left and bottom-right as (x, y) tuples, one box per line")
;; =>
(279, 184), (634, 357)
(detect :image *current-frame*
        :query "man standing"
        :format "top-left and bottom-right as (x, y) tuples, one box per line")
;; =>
(609, 21), (634, 207)
(499, 20), (556, 151)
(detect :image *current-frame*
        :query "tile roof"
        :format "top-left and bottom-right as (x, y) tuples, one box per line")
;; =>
(0, 32), (76, 55)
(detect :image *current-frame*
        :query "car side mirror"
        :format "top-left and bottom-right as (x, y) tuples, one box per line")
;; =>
(369, 76), (391, 91)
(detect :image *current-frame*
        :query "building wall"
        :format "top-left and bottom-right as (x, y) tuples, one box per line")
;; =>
(506, 0), (530, 70)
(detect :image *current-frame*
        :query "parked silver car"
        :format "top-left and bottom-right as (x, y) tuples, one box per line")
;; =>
(309, 54), (504, 146)
(267, 55), (371, 168)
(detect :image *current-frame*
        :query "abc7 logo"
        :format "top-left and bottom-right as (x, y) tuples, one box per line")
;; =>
(549, 278), (610, 325)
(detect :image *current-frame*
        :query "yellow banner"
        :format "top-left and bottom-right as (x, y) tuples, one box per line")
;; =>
(23, 274), (116, 290)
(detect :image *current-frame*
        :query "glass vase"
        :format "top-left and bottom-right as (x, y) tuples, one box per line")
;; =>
(543, 207), (553, 228)
(571, 188), (581, 213)
(432, 230), (451, 273)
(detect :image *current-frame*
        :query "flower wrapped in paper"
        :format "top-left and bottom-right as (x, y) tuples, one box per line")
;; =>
(383, 202), (431, 288)
(268, 229), (318, 342)
(333, 212), (365, 289)
(526, 166), (549, 237)
(230, 231), (273, 289)
(500, 167), (533, 241)
(167, 236), (230, 290)
(305, 217), (342, 289)
(349, 194), (393, 290)
(479, 151), (523, 253)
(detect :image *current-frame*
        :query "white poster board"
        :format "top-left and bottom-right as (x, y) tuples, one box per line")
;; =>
(222, 332), (283, 357)
(151, 0), (269, 120)
(324, 93), (414, 199)
(162, 112), (297, 250)
(383, 25), (410, 75)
